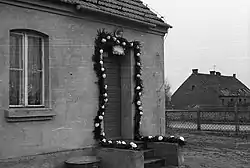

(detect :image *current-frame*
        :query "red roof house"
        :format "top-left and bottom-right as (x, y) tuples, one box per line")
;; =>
(171, 69), (250, 109)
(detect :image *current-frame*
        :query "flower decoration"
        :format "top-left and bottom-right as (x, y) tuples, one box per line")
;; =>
(101, 39), (106, 43)
(136, 135), (186, 147)
(92, 29), (186, 149)
(92, 29), (144, 145)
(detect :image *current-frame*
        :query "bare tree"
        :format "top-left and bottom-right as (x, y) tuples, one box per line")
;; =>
(164, 79), (172, 109)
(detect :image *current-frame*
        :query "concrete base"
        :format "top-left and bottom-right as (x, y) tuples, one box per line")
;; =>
(96, 147), (144, 168)
(0, 147), (95, 168)
(147, 142), (184, 167)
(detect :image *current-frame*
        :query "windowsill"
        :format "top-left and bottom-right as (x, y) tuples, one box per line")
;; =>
(5, 107), (56, 122)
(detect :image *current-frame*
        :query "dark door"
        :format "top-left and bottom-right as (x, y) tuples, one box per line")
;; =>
(103, 55), (121, 139)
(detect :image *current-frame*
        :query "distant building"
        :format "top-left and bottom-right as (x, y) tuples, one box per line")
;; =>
(171, 69), (250, 109)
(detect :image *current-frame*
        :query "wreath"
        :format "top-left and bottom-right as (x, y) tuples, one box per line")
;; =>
(92, 29), (185, 150)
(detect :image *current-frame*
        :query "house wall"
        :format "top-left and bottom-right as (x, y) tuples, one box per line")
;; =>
(0, 2), (165, 159)
(219, 96), (250, 106)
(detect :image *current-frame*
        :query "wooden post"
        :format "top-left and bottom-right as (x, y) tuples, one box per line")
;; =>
(197, 108), (201, 131)
(235, 103), (239, 135)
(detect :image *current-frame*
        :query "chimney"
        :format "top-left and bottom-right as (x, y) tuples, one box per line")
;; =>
(233, 74), (236, 78)
(192, 69), (198, 74)
(210, 71), (215, 75)
(216, 72), (221, 76)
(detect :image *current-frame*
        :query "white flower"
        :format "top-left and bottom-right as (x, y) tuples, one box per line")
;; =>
(100, 49), (104, 54)
(170, 135), (175, 138)
(102, 132), (105, 136)
(117, 40), (120, 44)
(101, 68), (105, 71)
(99, 60), (103, 64)
(138, 92), (142, 96)
(102, 139), (107, 143)
(102, 74), (106, 78)
(104, 98), (108, 102)
(113, 37), (117, 41)
(148, 135), (153, 139)
(108, 140), (112, 144)
(158, 136), (163, 141)
(101, 105), (105, 109)
(107, 36), (111, 40)
(137, 101), (141, 105)
(137, 62), (141, 66)
(136, 45), (140, 49)
(122, 141), (126, 145)
(136, 86), (141, 90)
(122, 42), (126, 46)
(101, 38), (107, 43)
(136, 74), (141, 78)
(130, 43), (133, 47)
(139, 106), (143, 110)
(140, 111), (143, 115)
(179, 136), (185, 142)
(102, 112), (105, 115)
(99, 116), (103, 120)
(95, 123), (100, 127)
(104, 85), (108, 89)
(103, 93), (108, 97)
(130, 142), (137, 148)
(137, 53), (141, 56)
(117, 141), (121, 144)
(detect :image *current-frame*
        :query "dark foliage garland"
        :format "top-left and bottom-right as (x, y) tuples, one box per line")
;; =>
(92, 29), (143, 141)
(92, 29), (185, 149)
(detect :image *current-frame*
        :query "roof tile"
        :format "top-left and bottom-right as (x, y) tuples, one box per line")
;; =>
(194, 73), (250, 97)
(59, 0), (170, 28)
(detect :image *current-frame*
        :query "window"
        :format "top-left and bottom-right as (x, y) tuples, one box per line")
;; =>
(9, 30), (47, 107)
(221, 99), (224, 105)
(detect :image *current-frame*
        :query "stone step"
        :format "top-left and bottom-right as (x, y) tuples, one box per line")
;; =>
(144, 158), (165, 168)
(142, 149), (155, 159)
(65, 156), (101, 168)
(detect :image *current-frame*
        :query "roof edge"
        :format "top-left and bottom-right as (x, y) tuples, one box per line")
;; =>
(76, 4), (156, 28)
(76, 4), (172, 33)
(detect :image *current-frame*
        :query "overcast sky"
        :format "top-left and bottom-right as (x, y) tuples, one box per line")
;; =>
(142, 0), (250, 93)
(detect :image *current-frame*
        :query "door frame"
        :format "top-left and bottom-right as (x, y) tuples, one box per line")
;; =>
(102, 50), (134, 140)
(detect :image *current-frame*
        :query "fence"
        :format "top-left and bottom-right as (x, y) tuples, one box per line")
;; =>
(166, 106), (250, 135)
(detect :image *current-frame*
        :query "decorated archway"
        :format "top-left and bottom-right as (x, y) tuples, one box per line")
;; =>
(92, 29), (185, 149)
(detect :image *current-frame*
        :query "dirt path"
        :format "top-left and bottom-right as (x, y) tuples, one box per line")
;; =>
(168, 131), (250, 168)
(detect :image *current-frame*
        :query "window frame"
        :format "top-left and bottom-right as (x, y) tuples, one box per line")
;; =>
(9, 31), (45, 108)
(6, 29), (54, 122)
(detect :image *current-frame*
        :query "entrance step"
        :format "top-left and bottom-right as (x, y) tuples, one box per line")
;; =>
(65, 156), (101, 168)
(142, 149), (155, 159)
(144, 158), (165, 168)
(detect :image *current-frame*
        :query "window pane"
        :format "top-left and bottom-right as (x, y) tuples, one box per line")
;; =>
(27, 36), (43, 105)
(28, 72), (43, 105)
(10, 33), (23, 69)
(9, 70), (24, 105)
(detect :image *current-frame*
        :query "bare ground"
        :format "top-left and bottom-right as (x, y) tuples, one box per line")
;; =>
(167, 130), (250, 168)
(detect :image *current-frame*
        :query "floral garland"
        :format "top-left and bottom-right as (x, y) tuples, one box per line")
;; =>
(92, 29), (143, 141)
(92, 29), (185, 149)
